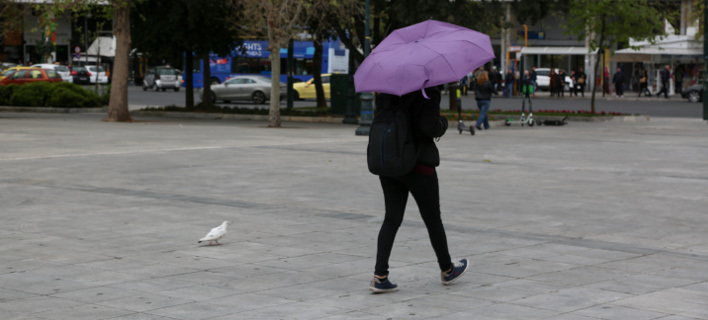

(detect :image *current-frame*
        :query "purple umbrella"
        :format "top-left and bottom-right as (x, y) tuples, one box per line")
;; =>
(354, 20), (495, 97)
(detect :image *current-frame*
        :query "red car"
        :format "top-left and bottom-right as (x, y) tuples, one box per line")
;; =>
(0, 68), (62, 85)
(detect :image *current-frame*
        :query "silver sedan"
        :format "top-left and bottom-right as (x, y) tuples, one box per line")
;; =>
(201, 75), (286, 104)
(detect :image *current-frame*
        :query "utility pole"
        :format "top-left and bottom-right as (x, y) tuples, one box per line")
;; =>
(355, 0), (373, 136)
(287, 39), (294, 110)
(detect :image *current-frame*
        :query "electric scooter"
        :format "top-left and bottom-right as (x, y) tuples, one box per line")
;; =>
(505, 84), (537, 127)
(455, 91), (475, 135)
(504, 112), (536, 127)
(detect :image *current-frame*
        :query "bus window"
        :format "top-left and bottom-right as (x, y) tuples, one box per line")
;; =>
(294, 58), (315, 75)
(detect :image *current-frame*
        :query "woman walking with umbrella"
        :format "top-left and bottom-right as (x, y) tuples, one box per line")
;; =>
(355, 20), (494, 293)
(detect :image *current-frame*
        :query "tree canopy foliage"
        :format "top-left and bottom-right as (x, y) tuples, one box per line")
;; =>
(132, 0), (241, 108)
(565, 0), (666, 113)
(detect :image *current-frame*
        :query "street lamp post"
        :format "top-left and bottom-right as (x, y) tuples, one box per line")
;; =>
(355, 0), (373, 135)
(343, 48), (359, 124)
(84, 13), (91, 67)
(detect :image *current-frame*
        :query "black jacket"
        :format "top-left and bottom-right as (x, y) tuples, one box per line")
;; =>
(505, 73), (515, 85)
(613, 72), (625, 85)
(379, 88), (447, 167)
(475, 80), (494, 100)
(660, 68), (670, 83)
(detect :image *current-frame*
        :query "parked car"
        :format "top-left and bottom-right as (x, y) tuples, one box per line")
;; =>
(143, 66), (182, 92)
(201, 75), (286, 104)
(681, 83), (703, 103)
(0, 66), (38, 81)
(0, 68), (62, 85)
(535, 68), (572, 91)
(293, 74), (331, 100)
(86, 65), (109, 84)
(70, 66), (91, 85)
(31, 64), (72, 83)
(1, 62), (18, 71)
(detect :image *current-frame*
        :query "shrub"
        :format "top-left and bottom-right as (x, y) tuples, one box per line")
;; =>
(3, 82), (101, 108)
(47, 87), (101, 108)
(0, 84), (18, 105)
(10, 82), (53, 106)
(99, 85), (111, 106)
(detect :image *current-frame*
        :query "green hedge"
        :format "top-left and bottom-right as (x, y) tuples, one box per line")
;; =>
(0, 82), (103, 108)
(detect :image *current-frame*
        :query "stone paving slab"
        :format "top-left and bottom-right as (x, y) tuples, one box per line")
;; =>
(0, 113), (707, 319)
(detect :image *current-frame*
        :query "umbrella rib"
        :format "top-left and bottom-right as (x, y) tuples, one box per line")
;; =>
(417, 42), (462, 78)
(423, 39), (495, 57)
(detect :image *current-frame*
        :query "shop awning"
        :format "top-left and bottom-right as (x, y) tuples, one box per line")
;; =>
(87, 36), (116, 57)
(520, 46), (598, 55)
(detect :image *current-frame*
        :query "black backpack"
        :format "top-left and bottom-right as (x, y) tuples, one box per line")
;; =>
(367, 106), (417, 177)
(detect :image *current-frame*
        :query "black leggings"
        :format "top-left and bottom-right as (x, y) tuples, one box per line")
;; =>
(375, 170), (452, 276)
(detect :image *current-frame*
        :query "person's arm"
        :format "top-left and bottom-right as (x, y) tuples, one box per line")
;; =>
(416, 89), (447, 138)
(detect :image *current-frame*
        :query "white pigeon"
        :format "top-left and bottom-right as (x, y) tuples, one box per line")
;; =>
(198, 221), (230, 246)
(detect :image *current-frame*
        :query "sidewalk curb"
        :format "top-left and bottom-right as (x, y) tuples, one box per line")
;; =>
(1, 106), (649, 124)
(0, 106), (107, 113)
(130, 110), (347, 124)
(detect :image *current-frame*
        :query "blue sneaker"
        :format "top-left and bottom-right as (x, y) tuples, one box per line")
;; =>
(441, 258), (469, 285)
(369, 277), (398, 293)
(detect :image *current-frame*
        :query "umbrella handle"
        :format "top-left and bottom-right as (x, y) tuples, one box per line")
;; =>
(421, 80), (430, 99)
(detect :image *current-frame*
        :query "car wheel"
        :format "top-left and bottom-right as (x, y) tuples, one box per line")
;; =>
(252, 91), (266, 104)
(174, 87), (180, 92)
(688, 91), (701, 103)
(161, 88), (166, 92)
(224, 100), (231, 103)
(142, 85), (147, 91)
(206, 91), (217, 104)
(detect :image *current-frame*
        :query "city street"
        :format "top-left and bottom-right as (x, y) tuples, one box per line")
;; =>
(126, 85), (705, 119)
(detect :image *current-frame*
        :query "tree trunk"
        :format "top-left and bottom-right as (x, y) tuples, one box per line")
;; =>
(185, 51), (194, 109)
(268, 48), (281, 127)
(202, 53), (212, 107)
(313, 40), (327, 108)
(104, 0), (132, 122)
(590, 15), (606, 115)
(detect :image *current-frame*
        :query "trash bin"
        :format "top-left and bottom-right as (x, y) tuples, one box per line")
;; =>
(330, 74), (360, 116)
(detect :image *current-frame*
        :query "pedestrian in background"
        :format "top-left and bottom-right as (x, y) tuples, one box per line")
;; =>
(602, 67), (610, 95)
(549, 69), (558, 97)
(657, 65), (671, 99)
(504, 69), (514, 98)
(638, 69), (651, 97)
(530, 66), (538, 97)
(577, 67), (587, 97)
(475, 71), (493, 131)
(487, 67), (497, 95)
(612, 67), (624, 97)
(674, 65), (684, 94)
(369, 87), (469, 293)
(570, 70), (578, 97)
(522, 70), (533, 110)
(492, 67), (502, 93)
(557, 69), (567, 97)
(460, 75), (469, 96)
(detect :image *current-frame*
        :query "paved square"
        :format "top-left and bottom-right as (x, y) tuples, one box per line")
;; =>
(1, 113), (707, 319)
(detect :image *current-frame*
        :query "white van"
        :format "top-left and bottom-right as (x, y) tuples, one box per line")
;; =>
(535, 68), (572, 91)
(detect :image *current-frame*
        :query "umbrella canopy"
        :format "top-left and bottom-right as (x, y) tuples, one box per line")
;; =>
(354, 20), (495, 96)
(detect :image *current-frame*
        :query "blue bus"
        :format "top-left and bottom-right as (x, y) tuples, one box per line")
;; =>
(185, 38), (348, 88)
